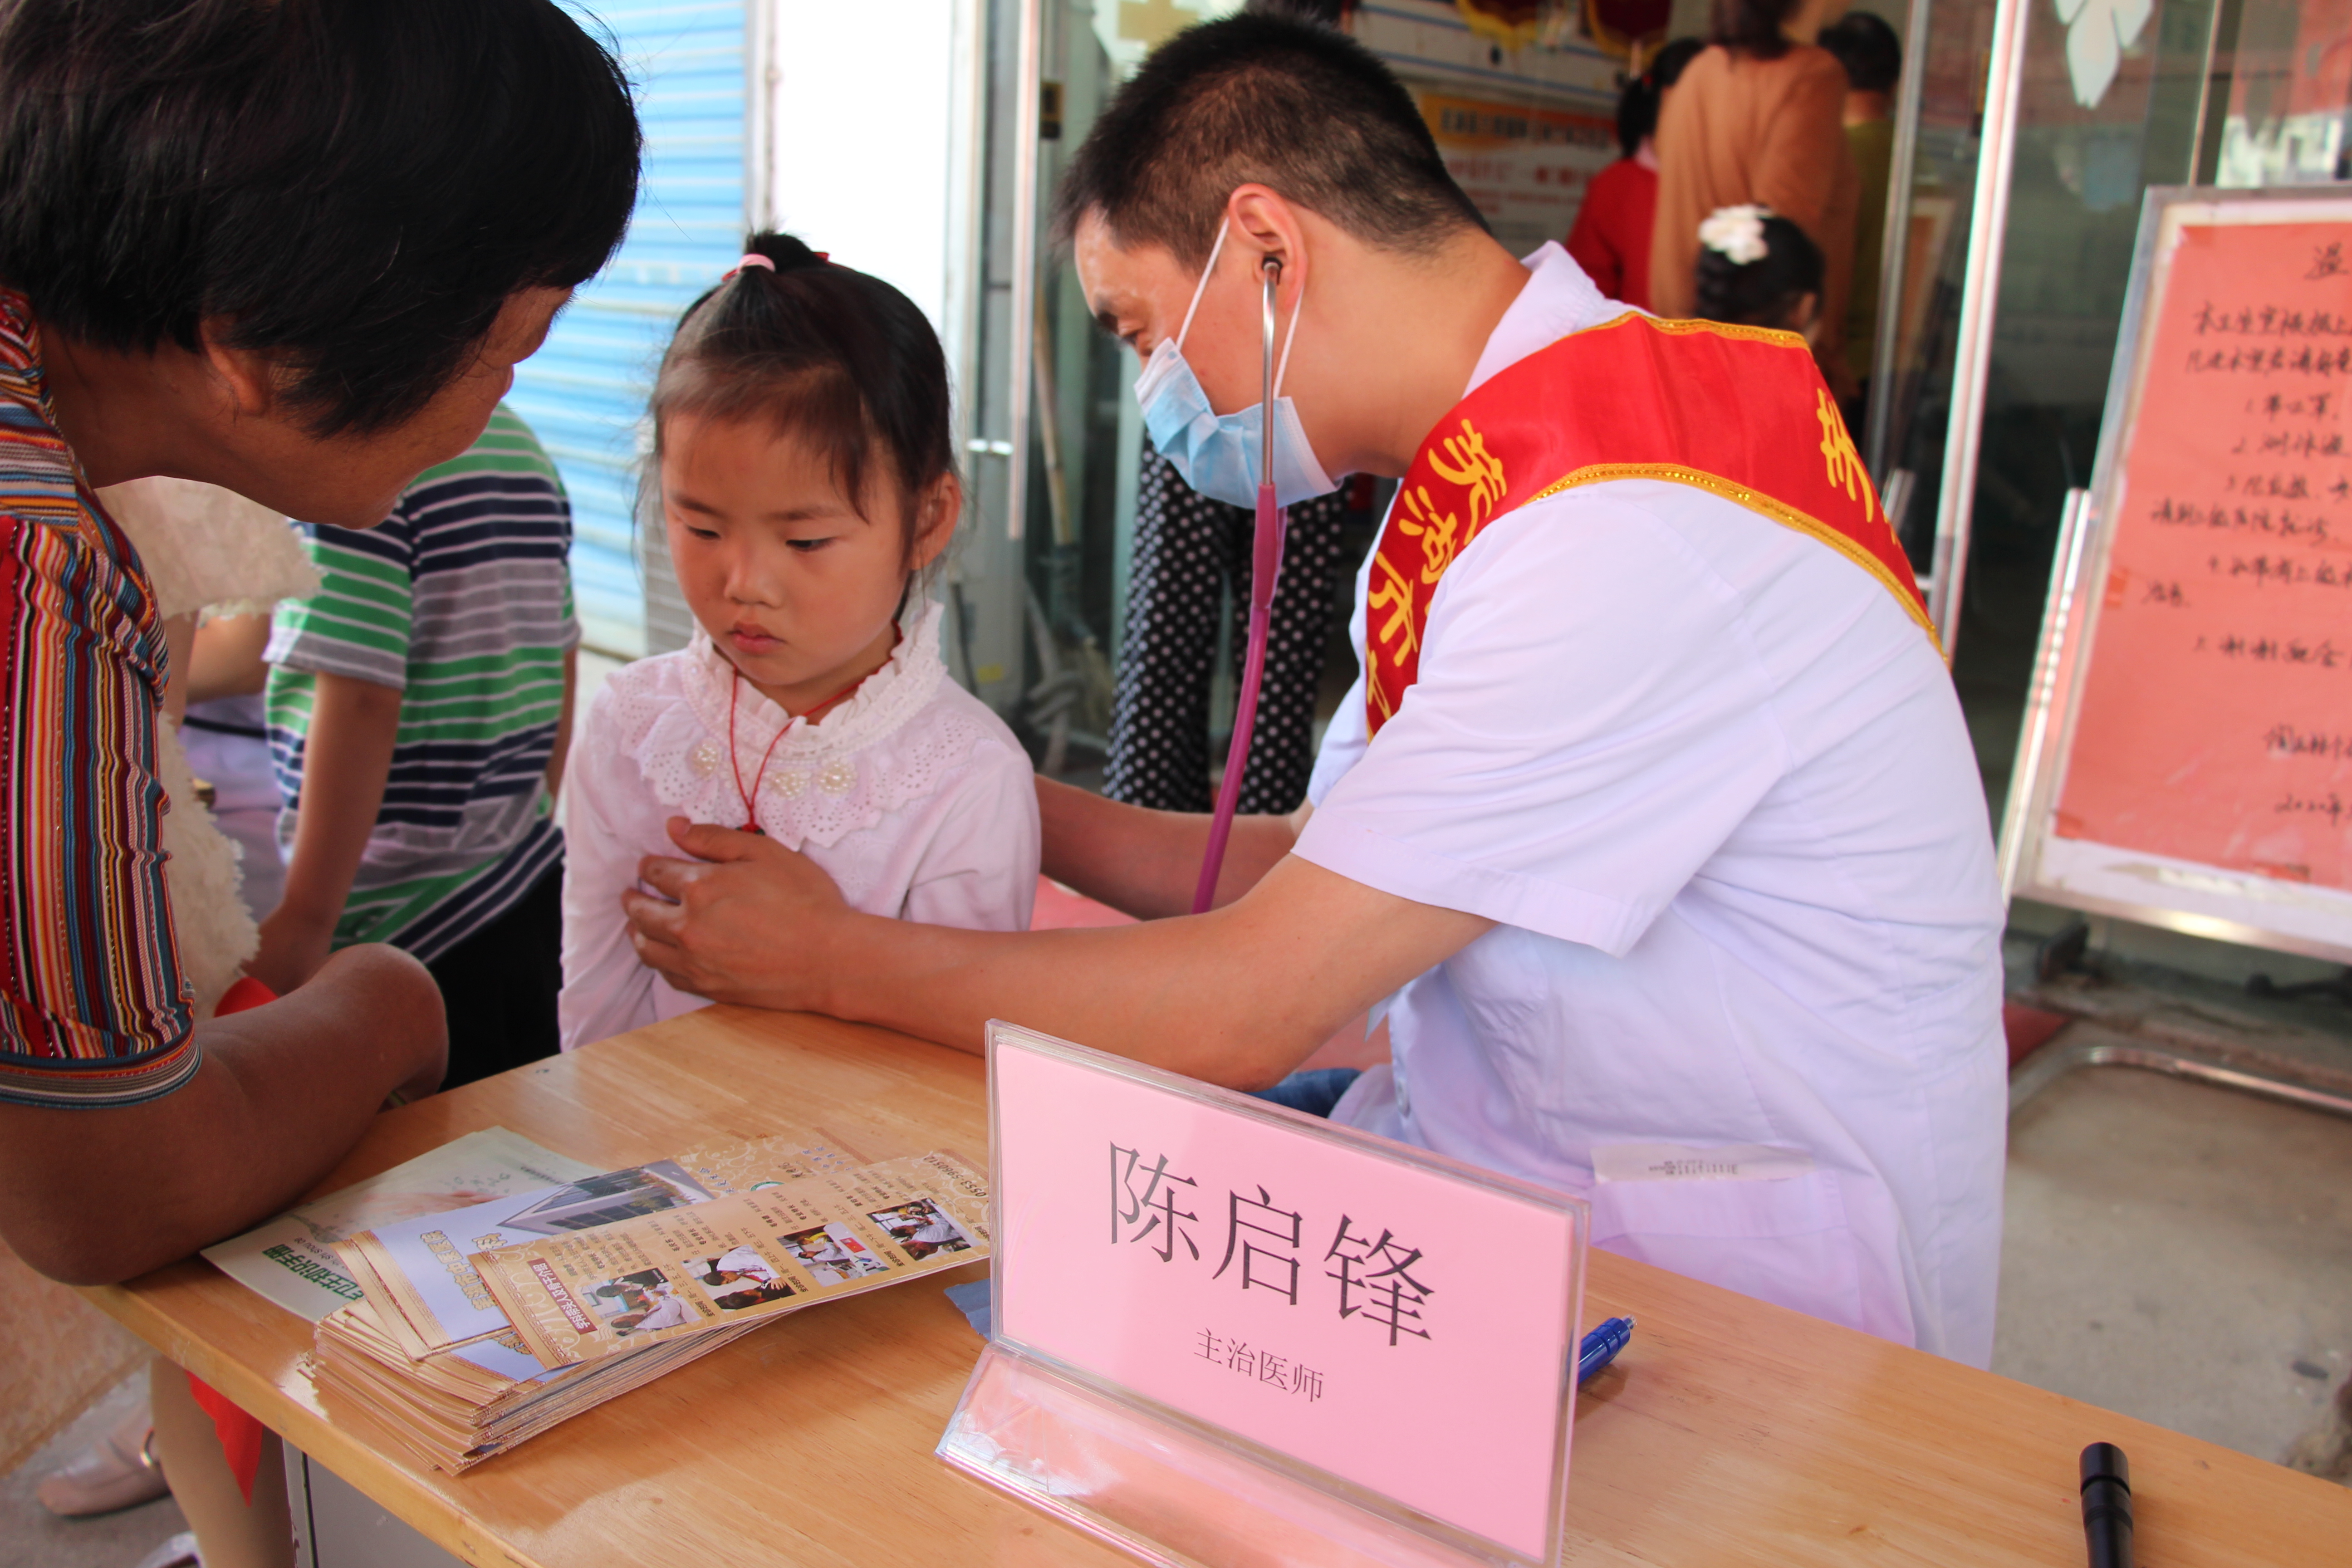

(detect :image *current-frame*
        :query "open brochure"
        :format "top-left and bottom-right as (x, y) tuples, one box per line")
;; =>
(201, 1128), (600, 1322)
(474, 1150), (990, 1368)
(332, 1131), (862, 1362)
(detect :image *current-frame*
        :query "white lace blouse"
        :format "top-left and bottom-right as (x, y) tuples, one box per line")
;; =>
(557, 599), (1039, 1051)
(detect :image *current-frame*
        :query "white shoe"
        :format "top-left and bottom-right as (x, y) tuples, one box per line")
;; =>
(36, 1403), (169, 1518)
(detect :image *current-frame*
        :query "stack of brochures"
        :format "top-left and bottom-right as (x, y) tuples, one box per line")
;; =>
(305, 1133), (991, 1472)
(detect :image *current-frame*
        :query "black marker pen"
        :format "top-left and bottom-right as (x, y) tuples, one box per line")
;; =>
(2080, 1442), (2133, 1568)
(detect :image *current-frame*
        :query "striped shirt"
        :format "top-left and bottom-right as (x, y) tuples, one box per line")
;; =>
(266, 408), (578, 963)
(0, 289), (198, 1109)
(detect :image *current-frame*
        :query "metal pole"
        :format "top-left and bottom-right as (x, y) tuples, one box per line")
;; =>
(1864, 0), (1935, 485)
(1926, 0), (2036, 654)
(743, 0), (776, 236)
(946, 0), (988, 473)
(1004, 0), (1043, 543)
(2189, 0), (2245, 185)
(2010, 1034), (2352, 1121)
(1995, 486), (2092, 901)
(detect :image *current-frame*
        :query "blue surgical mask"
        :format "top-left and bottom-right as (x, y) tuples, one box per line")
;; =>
(1134, 221), (1337, 509)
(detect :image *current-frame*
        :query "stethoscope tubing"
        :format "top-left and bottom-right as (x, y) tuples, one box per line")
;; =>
(1191, 257), (1289, 915)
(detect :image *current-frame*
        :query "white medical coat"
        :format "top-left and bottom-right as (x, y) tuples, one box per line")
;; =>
(1298, 245), (2007, 1364)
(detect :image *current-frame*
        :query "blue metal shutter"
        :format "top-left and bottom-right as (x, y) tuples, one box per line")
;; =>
(508, 2), (745, 657)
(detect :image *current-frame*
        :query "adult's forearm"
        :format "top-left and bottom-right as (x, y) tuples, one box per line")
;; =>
(793, 855), (1477, 1093)
(1036, 777), (1298, 919)
(810, 901), (1342, 1084)
(0, 943), (446, 1285)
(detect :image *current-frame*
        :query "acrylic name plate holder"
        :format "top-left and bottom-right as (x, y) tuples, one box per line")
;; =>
(938, 1022), (1591, 1568)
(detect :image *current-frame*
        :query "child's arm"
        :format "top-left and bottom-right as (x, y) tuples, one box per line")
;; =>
(249, 671), (402, 994)
(161, 614), (195, 724)
(545, 646), (578, 804)
(186, 612), (271, 704)
(899, 739), (1042, 933)
(557, 691), (667, 1050)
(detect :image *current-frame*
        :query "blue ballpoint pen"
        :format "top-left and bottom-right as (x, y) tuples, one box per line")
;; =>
(1577, 1315), (1635, 1385)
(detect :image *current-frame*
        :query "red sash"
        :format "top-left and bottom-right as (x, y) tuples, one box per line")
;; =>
(1364, 312), (1934, 736)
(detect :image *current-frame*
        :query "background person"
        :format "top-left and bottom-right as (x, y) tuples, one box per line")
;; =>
(1650, 0), (1858, 392)
(0, 3), (638, 1564)
(1564, 37), (1703, 309)
(1692, 205), (1828, 333)
(30, 484), (318, 1537)
(253, 406), (580, 1086)
(1107, 447), (1350, 815)
(1818, 9), (1902, 418)
(0, 0), (635, 1283)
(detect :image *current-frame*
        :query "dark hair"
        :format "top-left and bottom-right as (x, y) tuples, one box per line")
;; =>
(651, 233), (956, 568)
(1051, 12), (1487, 270)
(1710, 0), (1801, 59)
(0, 0), (639, 436)
(1693, 211), (1824, 329)
(1652, 37), (1707, 88)
(1818, 11), (1902, 93)
(1614, 38), (1707, 157)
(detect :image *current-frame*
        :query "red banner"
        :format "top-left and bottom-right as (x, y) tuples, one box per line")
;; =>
(1365, 313), (1932, 736)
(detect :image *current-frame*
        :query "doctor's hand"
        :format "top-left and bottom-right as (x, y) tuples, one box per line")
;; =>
(623, 817), (856, 1011)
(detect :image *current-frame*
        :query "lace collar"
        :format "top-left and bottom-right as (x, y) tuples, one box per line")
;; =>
(680, 597), (948, 761)
(617, 598), (993, 850)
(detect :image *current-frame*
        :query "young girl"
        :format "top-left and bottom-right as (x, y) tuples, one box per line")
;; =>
(1691, 204), (1827, 336)
(558, 234), (1040, 1051)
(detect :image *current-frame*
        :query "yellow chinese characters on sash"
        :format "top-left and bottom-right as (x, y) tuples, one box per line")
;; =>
(1363, 312), (1935, 736)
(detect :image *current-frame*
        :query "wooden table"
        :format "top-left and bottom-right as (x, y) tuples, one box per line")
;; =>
(86, 1007), (2352, 1567)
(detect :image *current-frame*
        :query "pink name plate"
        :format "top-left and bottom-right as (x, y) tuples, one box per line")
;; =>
(985, 1022), (1591, 1564)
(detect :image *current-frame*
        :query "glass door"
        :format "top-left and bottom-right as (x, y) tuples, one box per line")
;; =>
(969, 0), (1246, 779)
(1880, 0), (2231, 803)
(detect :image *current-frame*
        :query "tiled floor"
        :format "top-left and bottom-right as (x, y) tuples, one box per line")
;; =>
(1995, 1057), (2352, 1476)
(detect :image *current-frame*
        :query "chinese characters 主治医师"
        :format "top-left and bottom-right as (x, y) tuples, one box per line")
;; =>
(1196, 1328), (1325, 1401)
(1108, 1143), (1436, 1344)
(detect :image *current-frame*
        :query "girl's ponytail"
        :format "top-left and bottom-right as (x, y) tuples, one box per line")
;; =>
(741, 232), (828, 273)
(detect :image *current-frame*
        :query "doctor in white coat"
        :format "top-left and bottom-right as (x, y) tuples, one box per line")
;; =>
(621, 12), (2007, 1364)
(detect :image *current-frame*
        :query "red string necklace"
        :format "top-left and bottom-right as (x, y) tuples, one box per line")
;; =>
(725, 629), (903, 834)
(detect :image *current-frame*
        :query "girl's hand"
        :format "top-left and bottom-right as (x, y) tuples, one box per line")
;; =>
(623, 817), (855, 1010)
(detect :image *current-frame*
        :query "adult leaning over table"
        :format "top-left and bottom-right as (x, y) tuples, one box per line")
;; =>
(624, 11), (2008, 1364)
(0, 0), (639, 1289)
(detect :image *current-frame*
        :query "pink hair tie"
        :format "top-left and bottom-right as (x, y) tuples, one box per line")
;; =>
(724, 253), (776, 280)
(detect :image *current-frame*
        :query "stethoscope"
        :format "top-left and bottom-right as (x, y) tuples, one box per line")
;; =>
(1190, 255), (1288, 914)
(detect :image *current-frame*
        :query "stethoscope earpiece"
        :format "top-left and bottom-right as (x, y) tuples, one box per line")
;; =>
(1260, 257), (1280, 483)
